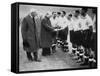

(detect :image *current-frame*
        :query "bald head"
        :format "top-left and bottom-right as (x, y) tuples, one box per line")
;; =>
(30, 8), (38, 17)
(45, 11), (52, 18)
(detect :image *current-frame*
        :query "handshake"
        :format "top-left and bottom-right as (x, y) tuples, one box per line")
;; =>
(53, 25), (64, 32)
(54, 27), (62, 31)
(54, 26), (61, 29)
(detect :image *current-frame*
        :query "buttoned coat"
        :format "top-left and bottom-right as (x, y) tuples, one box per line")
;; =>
(40, 17), (54, 48)
(21, 15), (40, 52)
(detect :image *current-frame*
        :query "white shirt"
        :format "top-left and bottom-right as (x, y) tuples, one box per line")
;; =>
(57, 16), (68, 29)
(72, 16), (81, 31)
(67, 18), (73, 31)
(80, 14), (93, 30)
(50, 17), (58, 28)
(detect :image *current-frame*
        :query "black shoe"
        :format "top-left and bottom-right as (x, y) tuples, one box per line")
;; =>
(34, 57), (41, 62)
(77, 59), (82, 63)
(80, 62), (88, 66)
(62, 49), (66, 52)
(35, 59), (41, 62)
(27, 57), (34, 61)
(52, 49), (56, 53)
(88, 60), (96, 68)
(72, 50), (76, 54)
(26, 52), (33, 61)
(42, 48), (51, 56)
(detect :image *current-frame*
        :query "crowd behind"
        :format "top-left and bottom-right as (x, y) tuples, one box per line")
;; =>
(21, 7), (96, 68)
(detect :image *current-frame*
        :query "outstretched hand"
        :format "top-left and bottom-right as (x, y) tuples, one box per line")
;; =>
(54, 28), (62, 31)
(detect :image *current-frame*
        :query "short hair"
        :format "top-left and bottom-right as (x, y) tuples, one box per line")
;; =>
(81, 7), (88, 13)
(46, 11), (52, 16)
(62, 11), (66, 15)
(52, 12), (56, 14)
(75, 10), (80, 14)
(68, 14), (72, 17)
(57, 12), (61, 15)
(92, 8), (96, 14)
(30, 8), (37, 13)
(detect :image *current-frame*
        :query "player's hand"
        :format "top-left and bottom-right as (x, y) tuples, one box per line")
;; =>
(54, 29), (58, 31)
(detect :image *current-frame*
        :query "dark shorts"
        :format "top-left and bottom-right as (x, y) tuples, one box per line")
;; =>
(70, 30), (74, 44)
(75, 31), (83, 46)
(82, 29), (92, 48)
(91, 33), (96, 52)
(58, 27), (68, 41)
(70, 30), (77, 44)
(71, 30), (81, 45)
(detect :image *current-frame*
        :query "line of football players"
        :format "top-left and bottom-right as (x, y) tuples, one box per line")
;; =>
(51, 8), (96, 68)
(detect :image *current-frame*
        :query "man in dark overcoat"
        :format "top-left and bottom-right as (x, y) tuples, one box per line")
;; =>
(40, 12), (55, 56)
(21, 9), (41, 62)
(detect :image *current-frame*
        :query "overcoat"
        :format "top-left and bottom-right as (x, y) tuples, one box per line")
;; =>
(40, 16), (54, 48)
(21, 15), (40, 52)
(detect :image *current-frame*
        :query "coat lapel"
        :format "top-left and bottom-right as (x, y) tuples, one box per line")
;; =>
(27, 15), (35, 24)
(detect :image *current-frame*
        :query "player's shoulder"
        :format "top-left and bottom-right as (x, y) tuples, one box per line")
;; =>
(86, 14), (91, 19)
